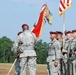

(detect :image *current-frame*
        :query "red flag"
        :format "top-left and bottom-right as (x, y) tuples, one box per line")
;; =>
(32, 9), (44, 39)
(59, 0), (72, 16)
(32, 4), (52, 39)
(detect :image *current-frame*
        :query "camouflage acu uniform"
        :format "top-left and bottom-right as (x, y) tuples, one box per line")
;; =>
(14, 58), (20, 75)
(63, 39), (74, 75)
(12, 30), (37, 75)
(11, 35), (22, 75)
(58, 39), (64, 75)
(47, 39), (61, 75)
(11, 47), (20, 75)
(58, 39), (63, 59)
(71, 39), (76, 75)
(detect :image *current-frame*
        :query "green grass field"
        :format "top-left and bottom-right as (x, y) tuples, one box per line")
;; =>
(0, 63), (47, 75)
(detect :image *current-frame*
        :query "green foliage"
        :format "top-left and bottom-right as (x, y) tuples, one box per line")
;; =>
(0, 36), (14, 63)
(36, 40), (48, 64)
(0, 36), (48, 64)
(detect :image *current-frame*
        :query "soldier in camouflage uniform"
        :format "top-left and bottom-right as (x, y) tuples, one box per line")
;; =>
(62, 31), (74, 75)
(56, 31), (63, 47)
(47, 31), (61, 75)
(56, 31), (63, 75)
(11, 31), (22, 75)
(71, 29), (76, 75)
(12, 24), (37, 75)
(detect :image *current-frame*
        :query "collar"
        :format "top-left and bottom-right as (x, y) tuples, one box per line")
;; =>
(51, 39), (57, 43)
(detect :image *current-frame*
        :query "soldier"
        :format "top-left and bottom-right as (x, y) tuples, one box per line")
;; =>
(56, 31), (63, 75)
(62, 31), (73, 75)
(47, 31), (61, 75)
(71, 29), (76, 75)
(12, 24), (37, 75)
(11, 31), (22, 75)
(56, 31), (63, 46)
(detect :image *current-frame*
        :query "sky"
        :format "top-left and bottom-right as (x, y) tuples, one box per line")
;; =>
(0, 0), (76, 43)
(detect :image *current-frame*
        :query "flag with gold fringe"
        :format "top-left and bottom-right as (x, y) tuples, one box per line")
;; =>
(32, 4), (52, 39)
(59, 0), (72, 16)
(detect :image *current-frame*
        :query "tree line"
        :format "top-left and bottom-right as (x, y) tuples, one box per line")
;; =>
(0, 36), (48, 64)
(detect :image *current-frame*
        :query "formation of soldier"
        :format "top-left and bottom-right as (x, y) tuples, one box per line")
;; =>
(46, 30), (76, 75)
(11, 23), (76, 75)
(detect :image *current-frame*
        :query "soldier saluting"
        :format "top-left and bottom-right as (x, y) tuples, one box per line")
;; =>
(47, 31), (61, 75)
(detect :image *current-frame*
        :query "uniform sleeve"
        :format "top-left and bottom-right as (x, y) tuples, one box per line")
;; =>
(32, 33), (37, 44)
(71, 41), (76, 54)
(64, 41), (69, 52)
(71, 41), (76, 50)
(11, 36), (20, 54)
(54, 42), (61, 62)
(32, 33), (36, 40)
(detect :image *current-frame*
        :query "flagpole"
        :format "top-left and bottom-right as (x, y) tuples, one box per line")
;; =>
(62, 12), (66, 48)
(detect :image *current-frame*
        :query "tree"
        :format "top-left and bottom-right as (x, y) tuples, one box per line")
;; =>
(0, 36), (48, 64)
(0, 36), (14, 63)
(36, 40), (48, 64)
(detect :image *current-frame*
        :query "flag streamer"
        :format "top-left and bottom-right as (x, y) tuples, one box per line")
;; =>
(32, 4), (52, 39)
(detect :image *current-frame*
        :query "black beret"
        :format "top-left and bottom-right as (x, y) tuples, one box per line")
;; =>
(56, 31), (63, 34)
(50, 31), (57, 34)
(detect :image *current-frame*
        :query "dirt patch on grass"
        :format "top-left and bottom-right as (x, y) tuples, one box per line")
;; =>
(0, 64), (47, 75)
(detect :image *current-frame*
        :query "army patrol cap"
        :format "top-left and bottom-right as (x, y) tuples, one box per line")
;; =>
(65, 31), (72, 35)
(50, 31), (57, 34)
(72, 29), (76, 33)
(56, 31), (63, 35)
(17, 31), (22, 36)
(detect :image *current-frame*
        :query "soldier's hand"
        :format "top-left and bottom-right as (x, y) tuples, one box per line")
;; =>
(54, 62), (58, 67)
(62, 49), (66, 53)
(72, 50), (75, 54)
(15, 53), (20, 58)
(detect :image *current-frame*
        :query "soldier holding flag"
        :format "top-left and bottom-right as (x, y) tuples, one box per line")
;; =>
(62, 31), (74, 75)
(59, 0), (73, 74)
(12, 24), (37, 75)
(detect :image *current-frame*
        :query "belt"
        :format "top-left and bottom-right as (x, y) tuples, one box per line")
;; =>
(52, 60), (55, 61)
(48, 54), (54, 56)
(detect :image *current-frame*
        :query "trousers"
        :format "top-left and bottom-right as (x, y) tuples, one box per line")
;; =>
(15, 58), (20, 75)
(19, 56), (37, 75)
(47, 61), (60, 75)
